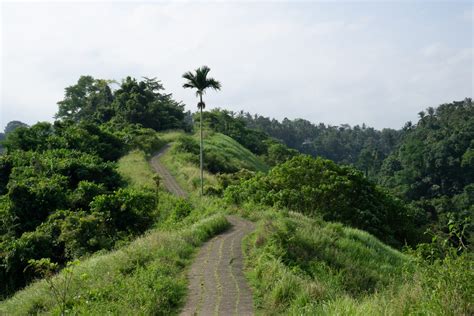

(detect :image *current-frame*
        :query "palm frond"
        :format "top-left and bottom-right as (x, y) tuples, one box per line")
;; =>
(207, 78), (221, 91)
(182, 65), (221, 95)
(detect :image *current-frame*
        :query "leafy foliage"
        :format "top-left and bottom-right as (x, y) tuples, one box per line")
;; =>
(3, 121), (125, 161)
(379, 99), (474, 249)
(56, 76), (186, 131)
(225, 155), (419, 245)
(0, 93), (173, 297)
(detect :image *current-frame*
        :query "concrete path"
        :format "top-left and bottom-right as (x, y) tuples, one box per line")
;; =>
(149, 144), (255, 315)
(149, 144), (187, 198)
(180, 215), (255, 316)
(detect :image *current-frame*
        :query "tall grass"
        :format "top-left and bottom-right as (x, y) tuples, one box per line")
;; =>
(117, 150), (157, 190)
(0, 214), (230, 315)
(241, 207), (473, 315)
(203, 133), (268, 173)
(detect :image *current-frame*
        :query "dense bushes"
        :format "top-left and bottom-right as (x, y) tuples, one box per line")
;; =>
(0, 121), (164, 297)
(3, 121), (126, 161)
(225, 155), (420, 245)
(0, 160), (158, 297)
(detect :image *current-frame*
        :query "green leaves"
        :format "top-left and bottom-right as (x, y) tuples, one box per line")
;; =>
(225, 155), (414, 246)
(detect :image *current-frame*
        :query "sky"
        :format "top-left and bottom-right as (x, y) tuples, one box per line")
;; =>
(0, 0), (472, 131)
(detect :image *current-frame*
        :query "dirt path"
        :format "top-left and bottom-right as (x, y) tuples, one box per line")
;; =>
(149, 144), (187, 198)
(180, 216), (255, 316)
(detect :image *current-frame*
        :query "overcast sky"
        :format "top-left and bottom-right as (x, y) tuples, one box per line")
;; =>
(1, 1), (472, 131)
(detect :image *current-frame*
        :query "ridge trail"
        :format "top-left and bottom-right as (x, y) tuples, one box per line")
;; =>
(150, 144), (187, 197)
(180, 215), (255, 316)
(150, 144), (255, 315)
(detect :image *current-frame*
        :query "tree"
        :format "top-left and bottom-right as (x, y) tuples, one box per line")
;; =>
(182, 66), (221, 196)
(4, 121), (28, 134)
(112, 77), (186, 130)
(55, 76), (114, 123)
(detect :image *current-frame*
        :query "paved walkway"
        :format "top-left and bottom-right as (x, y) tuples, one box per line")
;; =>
(149, 144), (187, 198)
(180, 216), (255, 316)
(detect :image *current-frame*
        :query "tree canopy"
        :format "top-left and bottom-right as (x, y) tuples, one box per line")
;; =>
(56, 75), (186, 131)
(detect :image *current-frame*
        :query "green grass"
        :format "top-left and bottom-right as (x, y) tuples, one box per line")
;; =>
(204, 132), (268, 173)
(117, 150), (157, 190)
(159, 131), (268, 195)
(239, 205), (473, 315)
(0, 214), (230, 315)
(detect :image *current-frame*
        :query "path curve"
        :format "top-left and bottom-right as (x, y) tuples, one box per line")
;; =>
(150, 144), (187, 198)
(180, 215), (255, 316)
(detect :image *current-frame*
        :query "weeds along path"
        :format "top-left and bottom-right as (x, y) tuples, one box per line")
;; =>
(150, 144), (187, 198)
(181, 215), (255, 316)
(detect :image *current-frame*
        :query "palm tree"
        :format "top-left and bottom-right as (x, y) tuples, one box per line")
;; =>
(182, 66), (221, 196)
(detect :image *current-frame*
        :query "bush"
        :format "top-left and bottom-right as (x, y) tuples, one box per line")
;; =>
(225, 155), (418, 246)
(7, 174), (69, 233)
(0, 222), (64, 297)
(107, 123), (165, 155)
(70, 181), (107, 210)
(174, 135), (200, 155)
(57, 210), (112, 258)
(90, 188), (158, 234)
(4, 121), (126, 161)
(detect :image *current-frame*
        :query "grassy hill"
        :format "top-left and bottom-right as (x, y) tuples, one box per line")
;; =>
(239, 207), (471, 315)
(158, 130), (268, 193)
(203, 132), (268, 172)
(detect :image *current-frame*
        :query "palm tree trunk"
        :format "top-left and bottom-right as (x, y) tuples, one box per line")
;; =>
(199, 94), (204, 196)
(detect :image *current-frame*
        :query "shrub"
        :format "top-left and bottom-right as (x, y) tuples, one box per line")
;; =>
(90, 188), (157, 234)
(57, 210), (112, 257)
(225, 155), (417, 246)
(0, 222), (64, 297)
(7, 174), (69, 233)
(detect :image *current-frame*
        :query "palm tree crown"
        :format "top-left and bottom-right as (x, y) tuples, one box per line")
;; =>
(182, 66), (221, 109)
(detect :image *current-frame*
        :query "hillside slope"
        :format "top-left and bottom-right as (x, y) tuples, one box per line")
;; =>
(240, 207), (472, 315)
(158, 131), (268, 193)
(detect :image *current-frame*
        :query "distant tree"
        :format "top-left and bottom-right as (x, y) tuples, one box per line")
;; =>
(56, 76), (114, 123)
(112, 76), (185, 130)
(379, 99), (474, 200)
(241, 113), (403, 176)
(182, 66), (221, 196)
(4, 121), (28, 134)
(56, 76), (186, 131)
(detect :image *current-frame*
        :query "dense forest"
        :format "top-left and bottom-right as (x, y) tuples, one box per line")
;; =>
(240, 112), (404, 178)
(0, 74), (472, 313)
